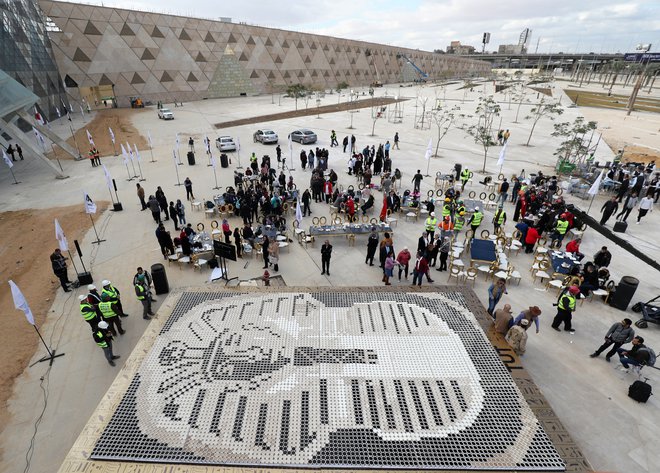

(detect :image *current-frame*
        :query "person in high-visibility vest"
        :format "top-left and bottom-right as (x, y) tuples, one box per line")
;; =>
(493, 205), (507, 234)
(441, 198), (452, 221)
(98, 293), (125, 336)
(455, 200), (466, 216)
(79, 294), (100, 330)
(550, 213), (570, 247)
(424, 212), (438, 239)
(101, 280), (129, 318)
(93, 320), (120, 366)
(135, 278), (155, 320)
(454, 213), (465, 233)
(468, 206), (483, 234)
(551, 285), (580, 333)
(439, 216), (454, 241)
(460, 168), (471, 191)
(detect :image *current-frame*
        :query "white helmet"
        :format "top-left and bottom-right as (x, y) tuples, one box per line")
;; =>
(102, 280), (111, 287)
(87, 284), (97, 291)
(78, 295), (87, 302)
(97, 321), (109, 329)
(475, 206), (480, 211)
(430, 212), (435, 217)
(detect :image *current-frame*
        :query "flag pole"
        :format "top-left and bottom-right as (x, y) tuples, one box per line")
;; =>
(137, 160), (146, 181)
(125, 162), (133, 181)
(69, 124), (83, 160)
(29, 325), (65, 367)
(66, 249), (80, 275)
(174, 155), (182, 186)
(149, 144), (156, 163)
(9, 167), (20, 185)
(130, 156), (139, 178)
(89, 214), (106, 244)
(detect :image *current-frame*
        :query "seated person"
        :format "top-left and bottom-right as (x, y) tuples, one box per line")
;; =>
(617, 336), (651, 372)
(578, 264), (599, 296)
(361, 195), (375, 215)
(565, 238), (584, 261)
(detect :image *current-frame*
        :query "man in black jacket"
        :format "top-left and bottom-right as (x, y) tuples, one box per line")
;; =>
(50, 249), (71, 292)
(599, 196), (619, 225)
(320, 240), (332, 275)
(593, 246), (612, 267)
(616, 336), (650, 372)
(590, 318), (634, 361)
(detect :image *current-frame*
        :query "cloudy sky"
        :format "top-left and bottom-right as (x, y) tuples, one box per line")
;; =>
(62, 0), (658, 54)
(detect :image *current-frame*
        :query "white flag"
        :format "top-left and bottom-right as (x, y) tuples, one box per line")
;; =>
(33, 127), (47, 151)
(295, 196), (303, 225)
(9, 280), (35, 325)
(109, 127), (115, 144)
(120, 143), (129, 164)
(588, 169), (604, 196)
(102, 164), (113, 190)
(83, 192), (97, 214)
(133, 143), (141, 162)
(34, 106), (45, 125)
(127, 142), (134, 161)
(55, 107), (61, 119)
(210, 155), (216, 168)
(80, 104), (85, 117)
(86, 129), (95, 147)
(235, 136), (241, 153)
(424, 137), (432, 160)
(175, 133), (180, 149)
(497, 142), (508, 167)
(172, 149), (177, 162)
(2, 150), (13, 169)
(147, 131), (153, 149)
(54, 218), (68, 252)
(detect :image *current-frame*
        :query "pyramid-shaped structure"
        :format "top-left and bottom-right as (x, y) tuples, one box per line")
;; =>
(206, 46), (257, 98)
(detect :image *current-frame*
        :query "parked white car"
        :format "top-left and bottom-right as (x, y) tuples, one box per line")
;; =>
(157, 108), (174, 120)
(215, 136), (236, 151)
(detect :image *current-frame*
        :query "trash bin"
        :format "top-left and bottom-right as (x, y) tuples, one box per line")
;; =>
(220, 153), (229, 168)
(187, 151), (195, 165)
(454, 163), (462, 180)
(610, 276), (639, 311)
(151, 263), (169, 295)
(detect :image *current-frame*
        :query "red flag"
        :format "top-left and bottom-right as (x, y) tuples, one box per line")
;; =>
(379, 196), (388, 222)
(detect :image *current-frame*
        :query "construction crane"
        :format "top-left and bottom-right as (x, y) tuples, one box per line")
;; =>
(398, 53), (428, 82)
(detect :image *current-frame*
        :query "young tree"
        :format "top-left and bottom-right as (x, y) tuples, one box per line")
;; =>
(512, 83), (527, 123)
(335, 81), (349, 103)
(465, 96), (501, 172)
(286, 84), (308, 110)
(524, 98), (563, 146)
(551, 117), (598, 169)
(431, 105), (460, 157)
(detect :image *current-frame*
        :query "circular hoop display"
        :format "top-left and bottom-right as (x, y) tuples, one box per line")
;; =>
(468, 191), (476, 198)
(196, 223), (205, 232)
(319, 216), (327, 225)
(312, 217), (320, 225)
(210, 220), (219, 229)
(479, 192), (487, 200)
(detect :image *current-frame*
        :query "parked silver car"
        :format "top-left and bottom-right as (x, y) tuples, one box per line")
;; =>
(215, 136), (236, 151)
(157, 108), (174, 120)
(289, 129), (317, 144)
(253, 129), (278, 144)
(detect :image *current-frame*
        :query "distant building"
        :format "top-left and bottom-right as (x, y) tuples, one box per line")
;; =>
(498, 28), (532, 55)
(446, 41), (476, 55)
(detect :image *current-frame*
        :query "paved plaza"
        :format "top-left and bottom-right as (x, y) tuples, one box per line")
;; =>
(0, 79), (659, 473)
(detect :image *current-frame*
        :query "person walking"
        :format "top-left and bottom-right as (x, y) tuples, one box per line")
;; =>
(590, 318), (635, 361)
(393, 132), (400, 149)
(460, 168), (471, 191)
(412, 252), (429, 287)
(487, 278), (508, 316)
(98, 293), (125, 336)
(365, 229), (379, 266)
(169, 201), (179, 230)
(436, 237), (450, 272)
(155, 187), (169, 220)
(493, 205), (506, 234)
(599, 196), (619, 225)
(50, 248), (71, 292)
(330, 130), (338, 147)
(637, 195), (653, 224)
(321, 240), (332, 275)
(93, 321), (120, 366)
(551, 286), (580, 333)
(262, 235), (270, 269)
(383, 250), (396, 285)
(15, 144), (24, 160)
(616, 192), (638, 222)
(6, 144), (16, 161)
(302, 189), (312, 216)
(396, 247), (411, 280)
(342, 136), (349, 153)
(135, 277), (154, 320)
(468, 207), (484, 234)
(148, 195), (161, 223)
(233, 228), (242, 258)
(176, 199), (186, 226)
(412, 170), (423, 193)
(496, 178), (509, 205)
(184, 177), (195, 201)
(136, 183), (147, 210)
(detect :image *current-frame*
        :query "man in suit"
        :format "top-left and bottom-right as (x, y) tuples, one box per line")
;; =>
(321, 240), (333, 276)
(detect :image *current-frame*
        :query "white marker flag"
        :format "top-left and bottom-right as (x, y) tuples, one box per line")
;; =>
(80, 104), (85, 117)
(424, 137), (433, 160)
(109, 127), (115, 144)
(235, 136), (241, 153)
(9, 280), (35, 325)
(127, 142), (134, 161)
(172, 149), (177, 162)
(133, 143), (141, 162)
(55, 107), (61, 119)
(210, 154), (216, 169)
(120, 143), (129, 164)
(295, 196), (303, 225)
(588, 169), (604, 196)
(497, 142), (508, 168)
(102, 164), (113, 190)
(147, 131), (153, 149)
(2, 149), (13, 169)
(54, 218), (68, 251)
(84, 192), (97, 214)
(86, 129), (95, 147)
(33, 127), (47, 151)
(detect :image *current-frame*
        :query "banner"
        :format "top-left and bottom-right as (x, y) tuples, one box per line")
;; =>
(33, 127), (47, 151)
(120, 143), (129, 164)
(588, 170), (604, 196)
(2, 149), (13, 169)
(295, 196), (303, 225)
(9, 280), (35, 325)
(109, 127), (115, 144)
(34, 106), (45, 125)
(84, 192), (97, 214)
(80, 104), (85, 117)
(127, 142), (135, 161)
(54, 218), (68, 251)
(55, 106), (61, 119)
(424, 137), (432, 160)
(497, 142), (508, 167)
(147, 131), (153, 149)
(235, 136), (241, 153)
(102, 164), (113, 190)
(133, 143), (141, 162)
(210, 155), (216, 168)
(86, 129), (95, 147)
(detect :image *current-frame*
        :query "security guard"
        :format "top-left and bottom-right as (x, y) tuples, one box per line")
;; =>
(424, 212), (438, 239)
(550, 213), (569, 247)
(468, 206), (483, 233)
(441, 198), (452, 220)
(101, 280), (128, 318)
(551, 286), (580, 333)
(454, 212), (465, 233)
(460, 168), (471, 191)
(93, 320), (120, 366)
(98, 293), (125, 336)
(455, 200), (466, 216)
(135, 278), (154, 320)
(79, 294), (100, 330)
(493, 205), (507, 234)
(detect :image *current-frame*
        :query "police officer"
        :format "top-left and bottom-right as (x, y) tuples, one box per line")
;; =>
(493, 204), (507, 234)
(101, 280), (128, 318)
(425, 212), (438, 239)
(93, 320), (120, 366)
(135, 277), (154, 320)
(460, 168), (471, 191)
(98, 293), (125, 336)
(468, 206), (483, 234)
(79, 294), (100, 330)
(550, 213), (569, 247)
(551, 286), (580, 333)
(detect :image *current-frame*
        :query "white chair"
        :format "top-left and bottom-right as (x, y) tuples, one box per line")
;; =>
(191, 200), (203, 211)
(509, 266), (522, 285)
(405, 211), (418, 222)
(448, 265), (463, 283)
(477, 262), (495, 280)
(167, 249), (180, 266)
(386, 210), (398, 228)
(279, 241), (290, 253)
(464, 267), (478, 286)
(177, 255), (191, 269)
(192, 254), (209, 271)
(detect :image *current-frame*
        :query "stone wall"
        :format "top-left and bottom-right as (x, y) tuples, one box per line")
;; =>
(40, 0), (490, 106)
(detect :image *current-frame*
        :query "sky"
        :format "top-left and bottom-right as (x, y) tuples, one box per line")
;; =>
(62, 0), (659, 54)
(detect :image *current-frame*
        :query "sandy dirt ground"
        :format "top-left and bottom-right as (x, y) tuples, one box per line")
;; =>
(0, 205), (98, 431)
(51, 109), (148, 160)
